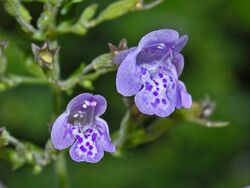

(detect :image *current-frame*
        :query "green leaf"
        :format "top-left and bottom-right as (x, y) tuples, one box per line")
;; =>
(19, 4), (32, 23)
(4, 0), (36, 33)
(94, 0), (140, 24)
(60, 0), (84, 15)
(78, 4), (98, 25)
(4, 1), (31, 23)
(0, 127), (10, 147)
(57, 4), (98, 35)
(90, 53), (113, 70)
(124, 118), (175, 148)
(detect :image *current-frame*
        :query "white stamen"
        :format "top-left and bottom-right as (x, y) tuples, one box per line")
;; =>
(90, 101), (97, 106)
(82, 104), (87, 108)
(73, 113), (79, 118)
(157, 43), (166, 49)
(85, 100), (90, 106)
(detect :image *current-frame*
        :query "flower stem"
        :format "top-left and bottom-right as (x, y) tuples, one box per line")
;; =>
(55, 153), (69, 188)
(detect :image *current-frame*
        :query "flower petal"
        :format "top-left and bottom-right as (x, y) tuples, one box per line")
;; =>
(51, 113), (75, 150)
(137, 43), (169, 64)
(172, 53), (184, 76)
(134, 71), (177, 117)
(176, 81), (192, 108)
(66, 93), (93, 112)
(112, 47), (136, 66)
(69, 140), (104, 163)
(174, 35), (188, 52)
(66, 93), (107, 116)
(138, 29), (179, 49)
(95, 118), (115, 153)
(92, 95), (107, 116)
(116, 49), (143, 96)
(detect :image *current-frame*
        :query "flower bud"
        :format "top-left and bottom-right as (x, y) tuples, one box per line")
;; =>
(31, 40), (60, 70)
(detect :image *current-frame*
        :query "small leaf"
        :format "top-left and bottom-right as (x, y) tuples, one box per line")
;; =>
(94, 0), (140, 24)
(0, 127), (10, 147)
(60, 0), (84, 15)
(78, 4), (98, 26)
(4, 1), (31, 23)
(4, 0), (36, 33)
(190, 118), (229, 128)
(19, 4), (32, 23)
(90, 53), (113, 70)
(78, 80), (94, 90)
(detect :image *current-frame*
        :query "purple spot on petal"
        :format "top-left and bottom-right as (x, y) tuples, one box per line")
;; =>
(156, 98), (160, 104)
(154, 80), (159, 86)
(77, 136), (83, 143)
(163, 78), (167, 83)
(80, 146), (87, 152)
(145, 82), (153, 91)
(92, 133), (97, 142)
(84, 135), (88, 139)
(163, 84), (167, 88)
(153, 91), (158, 96)
(157, 87), (159, 91)
(141, 68), (147, 75)
(87, 151), (93, 156)
(89, 145), (93, 150)
(98, 129), (103, 136)
(162, 99), (167, 105)
(172, 84), (175, 89)
(86, 142), (90, 146)
(159, 73), (163, 78)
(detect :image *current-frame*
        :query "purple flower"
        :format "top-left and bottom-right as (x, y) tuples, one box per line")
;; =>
(116, 29), (192, 117)
(51, 93), (115, 163)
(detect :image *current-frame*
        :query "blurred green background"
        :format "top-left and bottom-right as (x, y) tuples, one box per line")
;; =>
(0, 0), (250, 187)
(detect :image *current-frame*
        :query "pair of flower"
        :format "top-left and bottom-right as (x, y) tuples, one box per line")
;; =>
(51, 29), (192, 163)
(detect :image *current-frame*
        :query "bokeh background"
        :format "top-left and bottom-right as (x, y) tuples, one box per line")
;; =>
(0, 0), (250, 187)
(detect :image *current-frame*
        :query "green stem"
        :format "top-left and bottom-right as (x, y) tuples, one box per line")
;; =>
(55, 153), (69, 188)
(51, 79), (69, 187)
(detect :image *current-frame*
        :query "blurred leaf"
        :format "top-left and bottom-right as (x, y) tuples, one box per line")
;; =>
(124, 118), (175, 148)
(90, 53), (113, 70)
(4, 0), (36, 33)
(77, 4), (98, 26)
(0, 127), (10, 147)
(78, 80), (94, 90)
(20, 0), (46, 2)
(7, 149), (26, 170)
(60, 0), (84, 15)
(93, 0), (140, 25)
(189, 118), (229, 128)
(57, 4), (98, 35)
(25, 57), (45, 77)
(0, 41), (8, 75)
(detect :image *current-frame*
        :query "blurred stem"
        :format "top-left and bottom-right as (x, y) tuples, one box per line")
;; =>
(50, 38), (69, 187)
(51, 86), (63, 117)
(55, 153), (69, 188)
(52, 86), (69, 188)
